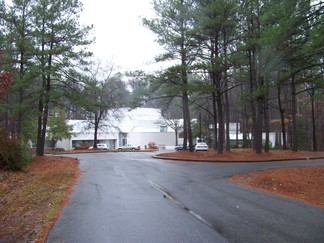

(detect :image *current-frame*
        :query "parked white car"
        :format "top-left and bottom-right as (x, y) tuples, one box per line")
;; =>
(117, 144), (140, 150)
(194, 142), (208, 152)
(89, 143), (108, 150)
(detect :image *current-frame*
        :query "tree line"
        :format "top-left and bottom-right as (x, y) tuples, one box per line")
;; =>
(0, 0), (130, 159)
(0, 0), (323, 164)
(140, 0), (324, 153)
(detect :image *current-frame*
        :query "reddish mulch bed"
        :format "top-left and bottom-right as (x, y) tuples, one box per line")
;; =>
(157, 148), (324, 162)
(229, 166), (324, 208)
(0, 156), (80, 242)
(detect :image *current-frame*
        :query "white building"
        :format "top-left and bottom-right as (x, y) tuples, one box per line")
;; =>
(56, 108), (176, 150)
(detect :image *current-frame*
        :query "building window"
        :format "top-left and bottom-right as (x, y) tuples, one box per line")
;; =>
(160, 125), (167, 133)
(119, 133), (128, 146)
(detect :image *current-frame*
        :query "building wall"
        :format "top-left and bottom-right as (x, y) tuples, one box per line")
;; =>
(263, 132), (276, 148)
(128, 132), (176, 149)
(55, 108), (177, 150)
(56, 139), (71, 150)
(229, 132), (277, 148)
(56, 131), (119, 150)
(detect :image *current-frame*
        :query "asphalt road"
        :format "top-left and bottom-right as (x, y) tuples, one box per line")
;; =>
(46, 152), (324, 243)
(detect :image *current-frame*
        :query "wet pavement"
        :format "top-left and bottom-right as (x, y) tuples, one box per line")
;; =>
(46, 152), (324, 243)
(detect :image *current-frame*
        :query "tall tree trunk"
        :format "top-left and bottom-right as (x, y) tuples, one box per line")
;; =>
(40, 86), (50, 155)
(255, 98), (263, 153)
(225, 88), (230, 151)
(182, 97), (188, 150)
(310, 87), (317, 151)
(36, 77), (50, 156)
(291, 74), (298, 151)
(223, 29), (230, 151)
(212, 92), (218, 149)
(93, 112), (99, 148)
(36, 97), (44, 156)
(278, 84), (287, 149)
(216, 90), (224, 154)
(236, 120), (239, 147)
(175, 126), (178, 146)
(17, 55), (25, 138)
(183, 90), (193, 151)
(36, 63), (46, 156)
(180, 34), (193, 151)
(264, 94), (270, 152)
(36, 37), (53, 156)
(248, 48), (257, 151)
(4, 95), (9, 133)
(36, 20), (46, 156)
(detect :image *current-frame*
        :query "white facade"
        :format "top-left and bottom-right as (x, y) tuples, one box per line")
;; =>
(229, 132), (277, 148)
(56, 108), (176, 150)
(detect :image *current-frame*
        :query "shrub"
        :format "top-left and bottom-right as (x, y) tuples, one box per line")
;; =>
(147, 141), (158, 149)
(273, 145), (284, 150)
(242, 131), (250, 148)
(0, 128), (31, 171)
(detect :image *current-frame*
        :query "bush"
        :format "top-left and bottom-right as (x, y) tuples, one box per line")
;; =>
(242, 131), (251, 148)
(273, 145), (284, 150)
(147, 141), (158, 149)
(0, 128), (31, 171)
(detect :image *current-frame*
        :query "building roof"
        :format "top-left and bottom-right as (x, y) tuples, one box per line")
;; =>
(117, 108), (166, 133)
(68, 108), (173, 134)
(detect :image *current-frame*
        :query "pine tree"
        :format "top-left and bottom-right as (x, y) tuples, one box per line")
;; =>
(32, 0), (93, 155)
(0, 0), (36, 139)
(143, 0), (198, 151)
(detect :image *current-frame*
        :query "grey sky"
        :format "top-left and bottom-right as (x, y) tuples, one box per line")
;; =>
(80, 0), (163, 72)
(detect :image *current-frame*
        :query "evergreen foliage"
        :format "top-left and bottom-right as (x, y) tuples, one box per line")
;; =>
(142, 0), (324, 152)
(0, 0), (94, 156)
(47, 108), (72, 150)
(0, 127), (31, 171)
(0, 0), (323, 155)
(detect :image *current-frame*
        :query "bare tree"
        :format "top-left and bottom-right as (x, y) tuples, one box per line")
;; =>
(78, 60), (128, 148)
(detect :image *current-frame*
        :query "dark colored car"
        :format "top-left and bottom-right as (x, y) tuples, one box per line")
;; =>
(175, 144), (184, 151)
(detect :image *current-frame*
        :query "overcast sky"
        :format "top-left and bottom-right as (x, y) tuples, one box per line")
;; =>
(80, 0), (163, 72)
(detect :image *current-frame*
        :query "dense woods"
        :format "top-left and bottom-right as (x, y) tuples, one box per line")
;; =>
(0, 0), (323, 166)
(0, 0), (94, 157)
(142, 0), (324, 153)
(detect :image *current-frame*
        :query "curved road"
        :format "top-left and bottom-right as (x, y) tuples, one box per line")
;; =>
(46, 152), (324, 243)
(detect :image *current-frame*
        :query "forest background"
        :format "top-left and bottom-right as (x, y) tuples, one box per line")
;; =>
(0, 0), (323, 170)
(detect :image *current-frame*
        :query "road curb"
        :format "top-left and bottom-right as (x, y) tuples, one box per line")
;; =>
(152, 155), (324, 163)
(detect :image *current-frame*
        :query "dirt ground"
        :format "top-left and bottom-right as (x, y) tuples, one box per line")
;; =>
(0, 149), (323, 242)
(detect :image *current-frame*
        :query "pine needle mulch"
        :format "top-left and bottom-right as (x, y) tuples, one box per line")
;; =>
(0, 156), (80, 242)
